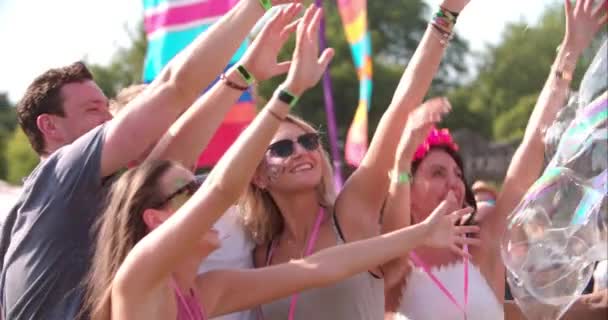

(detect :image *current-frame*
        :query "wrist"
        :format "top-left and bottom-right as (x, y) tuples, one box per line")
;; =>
(439, 1), (464, 14)
(226, 68), (250, 88)
(245, 0), (268, 16)
(282, 80), (305, 97)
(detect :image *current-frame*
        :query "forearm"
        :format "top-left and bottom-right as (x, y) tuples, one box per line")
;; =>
(208, 222), (429, 316)
(154, 0), (265, 105)
(362, 23), (448, 173)
(147, 68), (247, 169)
(381, 157), (413, 234)
(496, 45), (579, 223)
(303, 222), (428, 285)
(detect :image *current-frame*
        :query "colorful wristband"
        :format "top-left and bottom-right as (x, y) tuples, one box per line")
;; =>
(236, 65), (255, 86)
(258, 0), (272, 11)
(276, 87), (299, 108)
(389, 170), (412, 185)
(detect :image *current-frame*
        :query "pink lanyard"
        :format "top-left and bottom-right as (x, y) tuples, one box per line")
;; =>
(260, 208), (325, 320)
(409, 245), (470, 320)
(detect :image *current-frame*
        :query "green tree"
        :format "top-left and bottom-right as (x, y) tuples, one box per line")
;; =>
(89, 23), (147, 98)
(0, 93), (17, 180)
(5, 127), (38, 184)
(445, 2), (598, 141)
(258, 0), (469, 139)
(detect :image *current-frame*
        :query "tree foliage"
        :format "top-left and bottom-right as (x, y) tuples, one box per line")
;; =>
(445, 3), (597, 141)
(89, 23), (147, 98)
(258, 0), (470, 138)
(5, 127), (38, 184)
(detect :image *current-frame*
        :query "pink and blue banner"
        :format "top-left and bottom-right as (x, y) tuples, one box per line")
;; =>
(337, 0), (373, 167)
(143, 0), (256, 168)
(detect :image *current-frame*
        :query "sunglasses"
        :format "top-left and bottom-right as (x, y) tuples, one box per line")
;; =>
(155, 175), (204, 209)
(267, 133), (320, 158)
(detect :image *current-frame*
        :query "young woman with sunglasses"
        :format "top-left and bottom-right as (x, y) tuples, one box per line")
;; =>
(239, 0), (476, 319)
(81, 6), (480, 320)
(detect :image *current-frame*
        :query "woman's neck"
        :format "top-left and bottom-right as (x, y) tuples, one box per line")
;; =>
(271, 189), (324, 244)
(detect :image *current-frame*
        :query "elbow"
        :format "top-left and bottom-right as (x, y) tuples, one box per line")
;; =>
(154, 64), (198, 107)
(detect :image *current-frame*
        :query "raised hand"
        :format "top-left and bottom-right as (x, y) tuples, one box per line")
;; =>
(563, 0), (607, 57)
(241, 4), (302, 81)
(283, 5), (335, 95)
(440, 0), (472, 13)
(421, 191), (480, 257)
(398, 97), (451, 160)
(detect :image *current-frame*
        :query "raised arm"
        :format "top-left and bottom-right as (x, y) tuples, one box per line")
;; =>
(199, 197), (479, 317)
(99, 0), (297, 177)
(492, 0), (607, 235)
(115, 5), (334, 294)
(147, 5), (301, 169)
(336, 0), (472, 234)
(380, 98), (452, 311)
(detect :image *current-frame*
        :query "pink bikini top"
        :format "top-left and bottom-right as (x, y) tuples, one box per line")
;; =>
(172, 279), (207, 320)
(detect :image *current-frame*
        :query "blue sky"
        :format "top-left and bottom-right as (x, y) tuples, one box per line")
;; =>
(0, 0), (558, 102)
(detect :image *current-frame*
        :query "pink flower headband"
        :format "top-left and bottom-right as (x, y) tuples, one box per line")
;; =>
(413, 127), (459, 162)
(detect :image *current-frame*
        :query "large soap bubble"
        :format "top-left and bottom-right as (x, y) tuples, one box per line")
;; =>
(502, 39), (608, 319)
(502, 167), (606, 318)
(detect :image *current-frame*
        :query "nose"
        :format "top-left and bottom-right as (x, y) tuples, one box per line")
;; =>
(291, 141), (308, 157)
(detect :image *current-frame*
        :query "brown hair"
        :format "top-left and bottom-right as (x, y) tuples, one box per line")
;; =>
(109, 84), (147, 115)
(82, 160), (176, 320)
(411, 145), (477, 210)
(238, 115), (337, 244)
(16, 62), (93, 155)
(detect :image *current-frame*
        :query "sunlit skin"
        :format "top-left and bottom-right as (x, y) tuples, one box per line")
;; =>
(146, 165), (221, 259)
(255, 122), (323, 195)
(410, 150), (466, 224)
(41, 80), (112, 156)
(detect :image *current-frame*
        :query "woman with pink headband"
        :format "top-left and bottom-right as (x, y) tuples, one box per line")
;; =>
(383, 0), (607, 319)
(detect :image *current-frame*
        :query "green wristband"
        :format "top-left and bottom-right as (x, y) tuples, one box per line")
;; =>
(276, 87), (299, 108)
(258, 0), (272, 11)
(390, 170), (412, 185)
(236, 65), (255, 86)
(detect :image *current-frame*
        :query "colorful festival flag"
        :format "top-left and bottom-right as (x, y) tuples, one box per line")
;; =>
(337, 0), (373, 167)
(143, 0), (256, 168)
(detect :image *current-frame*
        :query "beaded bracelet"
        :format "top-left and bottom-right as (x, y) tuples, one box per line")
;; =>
(220, 73), (249, 91)
(429, 23), (453, 47)
(432, 6), (458, 34)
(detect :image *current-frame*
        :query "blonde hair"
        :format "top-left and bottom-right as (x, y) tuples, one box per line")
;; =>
(238, 115), (337, 244)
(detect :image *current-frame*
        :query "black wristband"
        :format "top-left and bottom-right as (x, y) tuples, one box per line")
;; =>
(276, 88), (299, 108)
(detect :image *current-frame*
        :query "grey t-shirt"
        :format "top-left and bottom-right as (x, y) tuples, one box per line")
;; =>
(0, 124), (108, 320)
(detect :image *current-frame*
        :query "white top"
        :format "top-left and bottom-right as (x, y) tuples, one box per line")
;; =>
(594, 260), (608, 291)
(198, 207), (255, 320)
(398, 261), (504, 320)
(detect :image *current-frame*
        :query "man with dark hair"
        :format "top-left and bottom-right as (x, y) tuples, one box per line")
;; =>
(15, 62), (109, 156)
(0, 1), (292, 318)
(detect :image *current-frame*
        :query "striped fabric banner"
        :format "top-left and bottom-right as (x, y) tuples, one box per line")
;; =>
(337, 0), (372, 167)
(143, 0), (256, 168)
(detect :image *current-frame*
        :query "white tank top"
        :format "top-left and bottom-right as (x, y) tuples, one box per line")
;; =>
(398, 262), (504, 320)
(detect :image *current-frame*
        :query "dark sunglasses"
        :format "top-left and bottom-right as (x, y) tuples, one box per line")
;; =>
(267, 133), (320, 158)
(155, 175), (204, 208)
